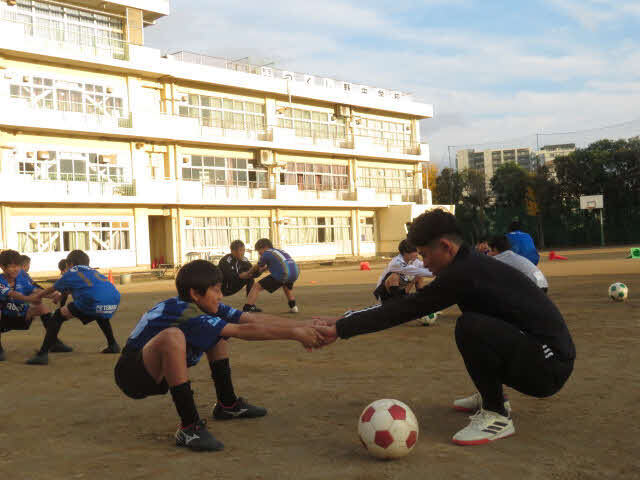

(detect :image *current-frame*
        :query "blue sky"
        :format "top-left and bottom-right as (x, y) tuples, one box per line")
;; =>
(146, 0), (640, 166)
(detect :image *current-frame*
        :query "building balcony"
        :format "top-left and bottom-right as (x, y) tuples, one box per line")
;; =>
(273, 184), (353, 202)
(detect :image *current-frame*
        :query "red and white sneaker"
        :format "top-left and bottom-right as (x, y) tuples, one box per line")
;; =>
(452, 409), (515, 446)
(453, 392), (511, 415)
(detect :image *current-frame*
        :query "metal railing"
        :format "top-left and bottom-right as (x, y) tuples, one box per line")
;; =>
(0, 174), (136, 201)
(166, 50), (413, 102)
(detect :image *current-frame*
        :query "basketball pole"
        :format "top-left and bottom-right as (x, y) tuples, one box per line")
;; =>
(599, 208), (605, 247)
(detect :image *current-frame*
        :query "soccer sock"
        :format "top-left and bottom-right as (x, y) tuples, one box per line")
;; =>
(37, 309), (65, 355)
(288, 299), (296, 308)
(210, 358), (238, 406)
(170, 382), (200, 428)
(389, 286), (402, 297)
(96, 318), (117, 346)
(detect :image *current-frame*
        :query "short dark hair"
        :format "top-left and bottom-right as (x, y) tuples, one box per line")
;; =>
(408, 209), (463, 247)
(398, 239), (417, 255)
(20, 255), (31, 265)
(509, 220), (522, 231)
(230, 240), (245, 251)
(255, 238), (273, 250)
(176, 260), (223, 302)
(58, 259), (68, 272)
(0, 249), (22, 267)
(67, 250), (90, 266)
(488, 234), (511, 253)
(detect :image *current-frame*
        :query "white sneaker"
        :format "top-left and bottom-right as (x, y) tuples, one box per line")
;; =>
(452, 409), (515, 445)
(416, 312), (439, 326)
(453, 392), (511, 415)
(289, 306), (299, 313)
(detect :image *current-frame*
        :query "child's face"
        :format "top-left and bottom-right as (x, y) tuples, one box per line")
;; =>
(257, 247), (267, 256)
(22, 262), (30, 273)
(191, 283), (223, 314)
(402, 251), (418, 263)
(60, 267), (68, 274)
(1, 263), (21, 280)
(231, 247), (245, 260)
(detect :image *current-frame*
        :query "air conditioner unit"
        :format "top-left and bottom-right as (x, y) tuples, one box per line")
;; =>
(185, 218), (192, 226)
(29, 222), (37, 229)
(393, 91), (401, 100)
(258, 149), (274, 166)
(281, 71), (294, 81)
(23, 75), (30, 83)
(106, 87), (113, 94)
(360, 87), (368, 94)
(335, 105), (351, 117)
(261, 67), (273, 78)
(36, 151), (50, 160)
(343, 82), (352, 92)
(378, 90), (385, 97)
(182, 156), (190, 164)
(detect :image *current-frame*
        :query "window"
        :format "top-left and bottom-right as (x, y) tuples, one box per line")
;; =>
(282, 217), (351, 245)
(178, 94), (265, 131)
(17, 220), (131, 253)
(355, 118), (411, 146)
(184, 217), (270, 250)
(182, 155), (267, 188)
(15, 150), (127, 183)
(276, 106), (346, 139)
(357, 167), (413, 193)
(1, 0), (125, 59)
(361, 217), (375, 242)
(280, 162), (348, 191)
(9, 75), (125, 117)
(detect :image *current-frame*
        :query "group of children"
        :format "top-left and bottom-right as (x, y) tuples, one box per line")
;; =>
(0, 249), (121, 364)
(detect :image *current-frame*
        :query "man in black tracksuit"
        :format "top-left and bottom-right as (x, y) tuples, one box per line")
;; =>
(317, 209), (575, 446)
(218, 240), (255, 297)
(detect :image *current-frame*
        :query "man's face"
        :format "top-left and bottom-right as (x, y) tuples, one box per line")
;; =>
(231, 247), (245, 260)
(2, 263), (21, 280)
(191, 283), (223, 314)
(417, 238), (459, 275)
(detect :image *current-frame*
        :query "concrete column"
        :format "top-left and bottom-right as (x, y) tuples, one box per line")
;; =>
(133, 208), (150, 266)
(351, 209), (359, 256)
(265, 98), (277, 130)
(0, 205), (9, 250)
(349, 158), (357, 193)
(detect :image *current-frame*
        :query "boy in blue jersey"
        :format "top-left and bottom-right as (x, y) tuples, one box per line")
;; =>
(243, 238), (300, 314)
(114, 260), (324, 452)
(0, 250), (71, 361)
(25, 250), (121, 365)
(506, 221), (540, 265)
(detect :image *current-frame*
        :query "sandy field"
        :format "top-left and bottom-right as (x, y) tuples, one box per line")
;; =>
(1, 248), (638, 479)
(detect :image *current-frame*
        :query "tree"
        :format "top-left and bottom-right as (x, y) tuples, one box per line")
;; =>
(490, 162), (529, 210)
(433, 167), (463, 205)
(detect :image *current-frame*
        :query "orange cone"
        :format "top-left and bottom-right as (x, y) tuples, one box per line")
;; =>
(549, 251), (568, 261)
(108, 269), (114, 284)
(360, 261), (371, 271)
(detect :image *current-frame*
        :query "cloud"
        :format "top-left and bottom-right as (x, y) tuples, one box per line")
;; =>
(544, 0), (640, 28)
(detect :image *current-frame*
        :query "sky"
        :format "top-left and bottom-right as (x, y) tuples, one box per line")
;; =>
(146, 0), (640, 167)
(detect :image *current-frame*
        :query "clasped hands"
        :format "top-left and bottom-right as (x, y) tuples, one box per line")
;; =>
(294, 317), (340, 351)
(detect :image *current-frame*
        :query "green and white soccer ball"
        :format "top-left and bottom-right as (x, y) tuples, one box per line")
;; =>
(609, 282), (628, 302)
(417, 312), (439, 326)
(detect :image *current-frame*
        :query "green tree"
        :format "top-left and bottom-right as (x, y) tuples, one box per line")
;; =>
(433, 167), (463, 205)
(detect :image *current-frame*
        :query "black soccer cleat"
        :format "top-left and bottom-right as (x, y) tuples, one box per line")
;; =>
(175, 419), (224, 452)
(212, 397), (267, 421)
(26, 351), (49, 365)
(101, 342), (121, 354)
(50, 340), (73, 353)
(242, 305), (263, 313)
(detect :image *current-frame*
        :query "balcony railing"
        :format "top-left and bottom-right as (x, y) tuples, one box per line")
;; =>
(166, 50), (413, 102)
(0, 15), (130, 61)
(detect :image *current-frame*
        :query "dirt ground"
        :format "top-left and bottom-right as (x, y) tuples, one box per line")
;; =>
(1, 249), (639, 480)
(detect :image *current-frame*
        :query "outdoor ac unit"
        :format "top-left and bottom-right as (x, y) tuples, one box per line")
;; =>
(258, 149), (274, 166)
(182, 156), (190, 164)
(336, 105), (351, 117)
(23, 75), (30, 83)
(343, 82), (352, 92)
(361, 87), (368, 94)
(261, 67), (273, 78)
(185, 219), (192, 226)
(393, 91), (401, 100)
(378, 90), (385, 97)
(36, 151), (50, 160)
(106, 87), (113, 94)
(29, 222), (37, 229)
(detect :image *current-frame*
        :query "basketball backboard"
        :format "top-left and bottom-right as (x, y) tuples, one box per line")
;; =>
(579, 194), (603, 210)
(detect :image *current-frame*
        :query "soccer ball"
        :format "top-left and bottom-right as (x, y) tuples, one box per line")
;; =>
(357, 399), (419, 459)
(417, 312), (439, 326)
(609, 282), (628, 301)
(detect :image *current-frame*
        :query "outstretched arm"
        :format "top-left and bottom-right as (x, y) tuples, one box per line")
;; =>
(220, 323), (325, 350)
(239, 311), (311, 328)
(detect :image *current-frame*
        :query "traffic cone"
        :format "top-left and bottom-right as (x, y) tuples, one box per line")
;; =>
(549, 251), (568, 261)
(360, 261), (371, 271)
(108, 269), (114, 284)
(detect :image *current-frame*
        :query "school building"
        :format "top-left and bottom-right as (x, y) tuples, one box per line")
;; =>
(0, 0), (449, 273)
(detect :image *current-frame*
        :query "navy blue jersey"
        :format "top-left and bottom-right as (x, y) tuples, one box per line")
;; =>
(258, 248), (299, 283)
(125, 297), (242, 367)
(506, 231), (540, 265)
(0, 270), (38, 317)
(54, 266), (120, 318)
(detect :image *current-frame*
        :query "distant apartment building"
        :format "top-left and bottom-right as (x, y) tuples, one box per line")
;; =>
(538, 144), (576, 174)
(456, 147), (537, 189)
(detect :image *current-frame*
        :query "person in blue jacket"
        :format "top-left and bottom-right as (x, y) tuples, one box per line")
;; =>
(506, 221), (540, 265)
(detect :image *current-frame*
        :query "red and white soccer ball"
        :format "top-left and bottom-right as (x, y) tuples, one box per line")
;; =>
(357, 399), (419, 459)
